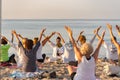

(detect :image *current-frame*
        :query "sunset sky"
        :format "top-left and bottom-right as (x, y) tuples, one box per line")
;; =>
(2, 0), (120, 19)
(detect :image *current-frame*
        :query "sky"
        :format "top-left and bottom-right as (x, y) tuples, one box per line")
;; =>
(2, 0), (120, 19)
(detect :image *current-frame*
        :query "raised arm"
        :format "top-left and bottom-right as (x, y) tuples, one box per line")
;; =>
(107, 24), (120, 49)
(0, 33), (18, 50)
(1, 32), (14, 43)
(12, 30), (21, 43)
(17, 34), (24, 40)
(76, 31), (84, 43)
(11, 32), (14, 43)
(92, 31), (105, 62)
(42, 32), (55, 46)
(94, 26), (105, 44)
(65, 26), (83, 63)
(39, 28), (46, 42)
(89, 34), (96, 44)
(90, 26), (102, 44)
(116, 25), (120, 36)
(42, 34), (56, 48)
(56, 32), (65, 44)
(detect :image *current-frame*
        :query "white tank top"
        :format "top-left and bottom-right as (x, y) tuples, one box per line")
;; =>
(74, 56), (96, 80)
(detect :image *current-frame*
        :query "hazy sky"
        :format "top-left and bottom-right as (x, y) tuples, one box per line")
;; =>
(2, 0), (120, 19)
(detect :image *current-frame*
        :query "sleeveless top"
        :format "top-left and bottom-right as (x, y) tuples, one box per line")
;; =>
(74, 56), (96, 80)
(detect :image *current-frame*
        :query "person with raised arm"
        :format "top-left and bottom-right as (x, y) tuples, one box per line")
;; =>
(76, 31), (86, 46)
(33, 28), (53, 63)
(65, 26), (105, 80)
(55, 32), (76, 63)
(107, 24), (120, 66)
(17, 33), (28, 47)
(76, 29), (97, 47)
(69, 27), (99, 66)
(0, 33), (16, 65)
(12, 30), (55, 72)
(94, 26), (118, 65)
(0, 31), (28, 67)
(44, 32), (64, 61)
(43, 32), (75, 63)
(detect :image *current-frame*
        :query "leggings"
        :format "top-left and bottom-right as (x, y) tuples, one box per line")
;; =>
(7, 54), (16, 63)
(37, 54), (46, 63)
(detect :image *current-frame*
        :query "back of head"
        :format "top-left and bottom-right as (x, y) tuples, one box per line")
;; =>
(1, 38), (7, 45)
(80, 43), (93, 56)
(33, 37), (38, 45)
(79, 35), (86, 44)
(25, 39), (33, 50)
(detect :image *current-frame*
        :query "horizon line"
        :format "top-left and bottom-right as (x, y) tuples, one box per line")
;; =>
(2, 19), (120, 21)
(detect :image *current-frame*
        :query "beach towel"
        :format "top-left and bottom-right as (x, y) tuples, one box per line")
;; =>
(0, 62), (17, 69)
(10, 70), (44, 78)
(0, 62), (12, 67)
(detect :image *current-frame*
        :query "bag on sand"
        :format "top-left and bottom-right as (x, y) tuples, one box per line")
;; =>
(104, 64), (120, 75)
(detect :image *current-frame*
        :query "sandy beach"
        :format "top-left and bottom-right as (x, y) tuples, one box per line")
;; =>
(2, 0), (120, 80)
(0, 58), (120, 80)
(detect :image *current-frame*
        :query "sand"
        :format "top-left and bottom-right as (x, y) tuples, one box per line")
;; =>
(0, 59), (120, 80)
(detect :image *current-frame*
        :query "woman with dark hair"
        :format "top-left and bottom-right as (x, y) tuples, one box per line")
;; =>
(46, 32), (64, 60)
(0, 33), (16, 66)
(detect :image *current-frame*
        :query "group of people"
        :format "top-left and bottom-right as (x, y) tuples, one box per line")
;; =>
(0, 24), (120, 80)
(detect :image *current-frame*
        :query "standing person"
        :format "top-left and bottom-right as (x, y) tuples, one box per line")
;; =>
(65, 26), (105, 80)
(12, 30), (55, 72)
(95, 26), (118, 65)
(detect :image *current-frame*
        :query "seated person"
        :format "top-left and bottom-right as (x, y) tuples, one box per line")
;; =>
(33, 28), (48, 63)
(43, 33), (64, 61)
(65, 26), (105, 80)
(0, 34), (16, 66)
(95, 26), (118, 65)
(62, 40), (76, 63)
(12, 30), (55, 72)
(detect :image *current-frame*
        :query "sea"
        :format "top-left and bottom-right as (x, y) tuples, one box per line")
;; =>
(1, 19), (120, 58)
